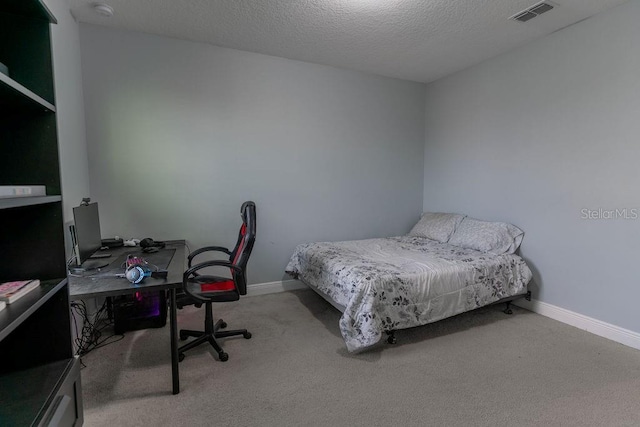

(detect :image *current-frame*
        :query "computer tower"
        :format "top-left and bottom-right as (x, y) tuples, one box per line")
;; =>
(111, 290), (167, 334)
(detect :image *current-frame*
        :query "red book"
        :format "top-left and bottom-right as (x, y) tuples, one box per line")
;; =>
(0, 279), (40, 304)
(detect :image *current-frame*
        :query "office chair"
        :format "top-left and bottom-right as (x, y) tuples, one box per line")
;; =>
(177, 201), (256, 362)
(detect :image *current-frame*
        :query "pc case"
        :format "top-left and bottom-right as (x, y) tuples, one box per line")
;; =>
(111, 290), (167, 334)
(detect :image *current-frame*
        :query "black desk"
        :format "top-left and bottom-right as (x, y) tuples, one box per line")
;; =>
(68, 240), (186, 395)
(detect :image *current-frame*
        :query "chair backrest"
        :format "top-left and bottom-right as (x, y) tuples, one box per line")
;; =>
(230, 201), (256, 295)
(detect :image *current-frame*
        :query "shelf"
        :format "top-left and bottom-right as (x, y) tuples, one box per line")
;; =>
(0, 195), (61, 210)
(0, 279), (66, 341)
(0, 72), (56, 114)
(1, 0), (56, 23)
(0, 1), (82, 424)
(0, 358), (74, 426)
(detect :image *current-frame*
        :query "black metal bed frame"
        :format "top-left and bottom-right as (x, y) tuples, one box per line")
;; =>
(384, 290), (532, 345)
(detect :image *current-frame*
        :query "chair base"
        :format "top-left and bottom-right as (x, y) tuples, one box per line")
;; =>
(178, 304), (251, 362)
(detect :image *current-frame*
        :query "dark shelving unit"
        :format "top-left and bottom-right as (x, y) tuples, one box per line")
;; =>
(0, 1), (83, 426)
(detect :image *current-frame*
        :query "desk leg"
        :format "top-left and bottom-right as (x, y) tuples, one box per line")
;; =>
(170, 288), (180, 394)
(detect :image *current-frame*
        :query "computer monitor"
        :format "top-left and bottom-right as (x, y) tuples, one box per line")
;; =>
(72, 202), (103, 267)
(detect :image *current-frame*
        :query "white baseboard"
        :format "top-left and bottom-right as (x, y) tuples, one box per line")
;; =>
(515, 298), (640, 351)
(246, 279), (306, 297)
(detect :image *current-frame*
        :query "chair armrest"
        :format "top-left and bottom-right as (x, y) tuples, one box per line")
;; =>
(183, 260), (244, 300)
(184, 260), (244, 279)
(188, 246), (232, 268)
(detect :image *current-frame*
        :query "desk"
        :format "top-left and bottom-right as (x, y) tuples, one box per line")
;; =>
(68, 240), (186, 395)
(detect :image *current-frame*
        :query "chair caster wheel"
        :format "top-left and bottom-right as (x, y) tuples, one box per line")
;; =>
(219, 321), (227, 329)
(179, 353), (185, 362)
(219, 352), (229, 362)
(504, 308), (513, 315)
(243, 332), (252, 339)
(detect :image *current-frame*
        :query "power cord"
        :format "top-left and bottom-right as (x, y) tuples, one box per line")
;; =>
(70, 299), (124, 365)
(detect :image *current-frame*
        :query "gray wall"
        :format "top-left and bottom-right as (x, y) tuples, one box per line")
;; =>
(423, 1), (640, 334)
(46, 0), (91, 256)
(79, 24), (425, 284)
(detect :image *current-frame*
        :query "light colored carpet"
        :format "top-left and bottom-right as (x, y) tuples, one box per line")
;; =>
(81, 289), (640, 426)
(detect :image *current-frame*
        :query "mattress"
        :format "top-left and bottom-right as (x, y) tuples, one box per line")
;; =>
(286, 235), (533, 352)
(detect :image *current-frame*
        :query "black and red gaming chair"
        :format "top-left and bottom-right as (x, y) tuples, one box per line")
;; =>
(177, 201), (256, 362)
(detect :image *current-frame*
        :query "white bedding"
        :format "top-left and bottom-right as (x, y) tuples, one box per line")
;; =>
(286, 235), (533, 352)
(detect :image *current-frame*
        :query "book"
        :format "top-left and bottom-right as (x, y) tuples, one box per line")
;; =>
(0, 279), (40, 304)
(0, 185), (46, 198)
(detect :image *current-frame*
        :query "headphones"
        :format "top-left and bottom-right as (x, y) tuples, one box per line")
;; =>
(140, 238), (166, 253)
(124, 255), (168, 283)
(125, 265), (154, 284)
(125, 265), (168, 283)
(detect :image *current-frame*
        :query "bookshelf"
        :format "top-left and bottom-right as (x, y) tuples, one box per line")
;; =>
(0, 1), (83, 426)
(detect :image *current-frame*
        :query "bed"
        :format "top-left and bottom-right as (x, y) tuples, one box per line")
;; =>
(285, 213), (533, 352)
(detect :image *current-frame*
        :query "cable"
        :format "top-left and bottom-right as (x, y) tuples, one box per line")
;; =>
(71, 299), (124, 362)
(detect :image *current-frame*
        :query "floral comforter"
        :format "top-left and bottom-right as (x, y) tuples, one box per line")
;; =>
(285, 236), (533, 352)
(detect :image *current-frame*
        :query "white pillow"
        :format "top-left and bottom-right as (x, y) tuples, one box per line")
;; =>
(408, 212), (465, 243)
(448, 217), (524, 255)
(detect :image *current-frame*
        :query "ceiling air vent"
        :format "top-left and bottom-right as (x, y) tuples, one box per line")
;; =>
(510, 1), (555, 22)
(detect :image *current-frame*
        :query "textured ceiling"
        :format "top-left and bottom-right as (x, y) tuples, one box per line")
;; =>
(68, 0), (629, 83)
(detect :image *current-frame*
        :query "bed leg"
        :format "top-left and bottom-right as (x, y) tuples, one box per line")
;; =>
(525, 290), (532, 301)
(503, 301), (513, 315)
(386, 330), (397, 345)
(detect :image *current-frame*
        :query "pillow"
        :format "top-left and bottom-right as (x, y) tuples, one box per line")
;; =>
(408, 212), (465, 243)
(448, 217), (524, 255)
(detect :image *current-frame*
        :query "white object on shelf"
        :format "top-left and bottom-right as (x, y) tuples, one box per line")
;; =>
(0, 185), (46, 198)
